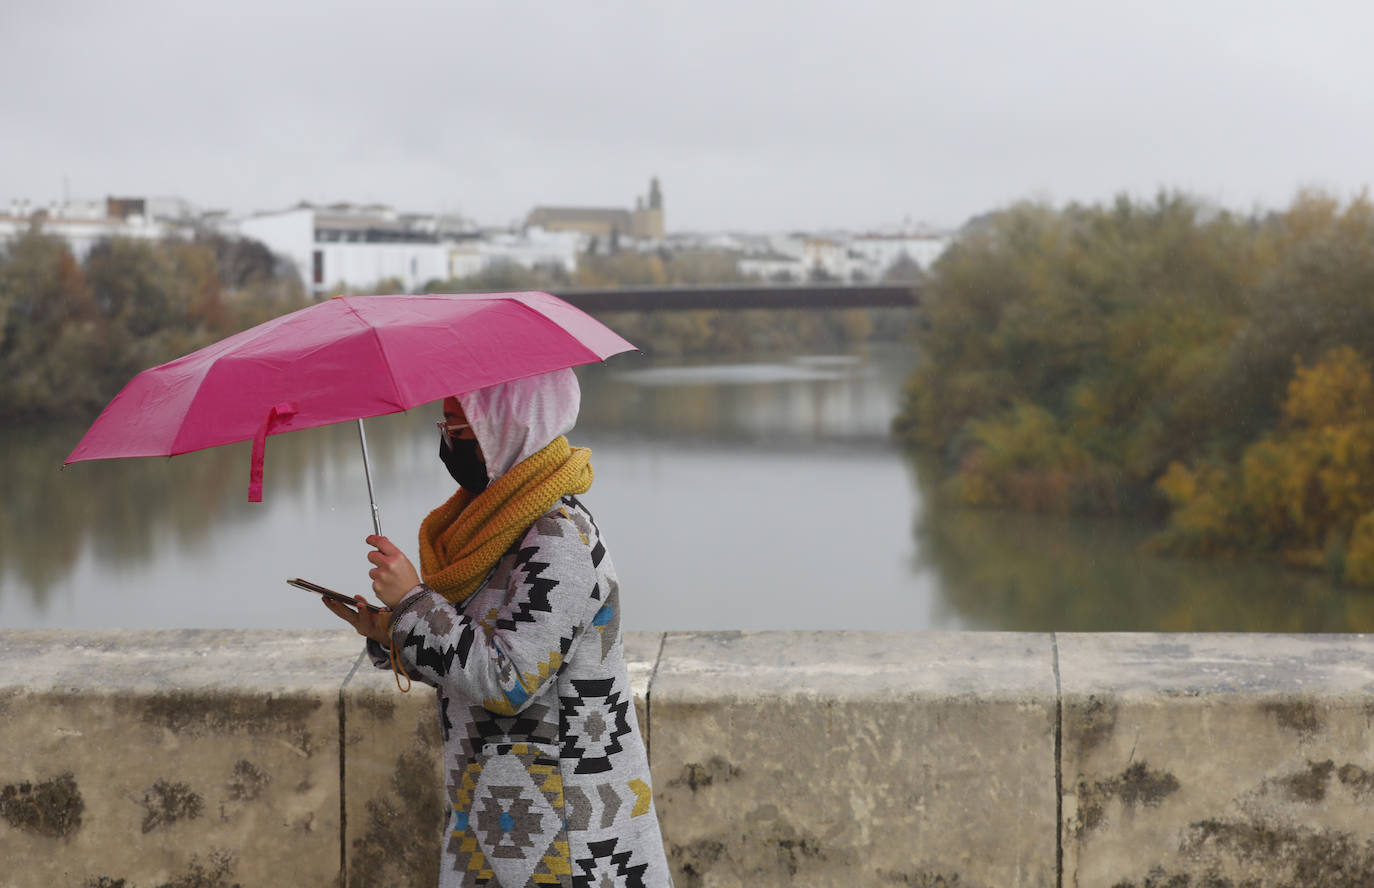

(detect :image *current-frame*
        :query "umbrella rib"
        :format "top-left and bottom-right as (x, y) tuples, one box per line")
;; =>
(164, 304), (334, 456)
(166, 355), (229, 457)
(339, 297), (408, 409)
(506, 298), (603, 364)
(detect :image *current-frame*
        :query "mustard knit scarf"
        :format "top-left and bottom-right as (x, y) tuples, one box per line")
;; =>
(418, 436), (593, 605)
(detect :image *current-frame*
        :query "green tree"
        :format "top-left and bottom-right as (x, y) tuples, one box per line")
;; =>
(895, 192), (1271, 513)
(881, 252), (924, 282)
(0, 232), (107, 417)
(1154, 346), (1374, 583)
(1215, 191), (1374, 447)
(0, 231), (305, 421)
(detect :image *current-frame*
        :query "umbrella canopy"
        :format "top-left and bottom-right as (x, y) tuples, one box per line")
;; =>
(65, 291), (636, 503)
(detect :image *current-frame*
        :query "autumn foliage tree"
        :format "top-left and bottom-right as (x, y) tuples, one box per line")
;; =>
(1155, 346), (1374, 581)
(894, 190), (1374, 584)
(0, 230), (305, 422)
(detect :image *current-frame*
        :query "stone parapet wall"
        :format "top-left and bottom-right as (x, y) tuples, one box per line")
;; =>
(2, 630), (1372, 887)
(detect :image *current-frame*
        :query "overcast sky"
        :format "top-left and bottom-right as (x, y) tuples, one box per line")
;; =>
(3, 1), (1371, 232)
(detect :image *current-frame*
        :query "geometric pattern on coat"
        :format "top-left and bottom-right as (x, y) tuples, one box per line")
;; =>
(560, 678), (633, 774)
(371, 495), (674, 887)
(449, 743), (572, 887)
(573, 837), (649, 888)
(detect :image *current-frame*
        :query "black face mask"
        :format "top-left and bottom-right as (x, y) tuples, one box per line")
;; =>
(439, 435), (489, 493)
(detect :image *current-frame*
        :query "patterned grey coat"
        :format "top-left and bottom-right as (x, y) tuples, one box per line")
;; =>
(369, 494), (672, 888)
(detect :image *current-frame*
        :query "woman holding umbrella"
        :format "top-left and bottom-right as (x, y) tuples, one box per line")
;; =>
(324, 367), (673, 888)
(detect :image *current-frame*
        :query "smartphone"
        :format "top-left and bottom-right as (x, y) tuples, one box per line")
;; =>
(288, 577), (383, 613)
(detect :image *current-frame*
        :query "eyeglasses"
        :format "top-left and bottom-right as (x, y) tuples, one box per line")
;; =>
(436, 420), (472, 448)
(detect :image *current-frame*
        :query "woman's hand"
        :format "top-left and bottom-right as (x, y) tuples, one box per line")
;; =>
(322, 595), (392, 647)
(365, 534), (421, 608)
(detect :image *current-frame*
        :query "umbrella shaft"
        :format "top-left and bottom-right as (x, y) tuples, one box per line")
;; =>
(357, 418), (383, 536)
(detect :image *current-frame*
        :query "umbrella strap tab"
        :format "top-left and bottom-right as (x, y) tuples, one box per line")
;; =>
(386, 609), (413, 692)
(389, 640), (413, 693)
(249, 402), (299, 503)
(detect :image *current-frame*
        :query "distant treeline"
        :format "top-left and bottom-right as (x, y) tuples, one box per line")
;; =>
(894, 191), (1374, 584)
(2, 233), (916, 423)
(0, 230), (306, 422)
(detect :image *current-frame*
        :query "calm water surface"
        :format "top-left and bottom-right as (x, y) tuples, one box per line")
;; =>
(4, 344), (1371, 632)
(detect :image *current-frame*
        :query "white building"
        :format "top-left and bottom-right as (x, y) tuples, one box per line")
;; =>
(847, 232), (950, 278)
(738, 251), (805, 281)
(740, 236), (861, 281)
(0, 197), (172, 260)
(236, 204), (585, 296)
(449, 227), (585, 280)
(236, 204), (465, 296)
(800, 237), (856, 279)
(738, 227), (951, 283)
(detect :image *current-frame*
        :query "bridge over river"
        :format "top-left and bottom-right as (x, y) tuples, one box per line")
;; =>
(550, 281), (921, 312)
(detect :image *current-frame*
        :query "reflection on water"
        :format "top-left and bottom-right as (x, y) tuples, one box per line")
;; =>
(579, 350), (903, 447)
(3, 343), (1372, 631)
(3, 410), (458, 628)
(907, 452), (1374, 633)
(2, 346), (934, 630)
(614, 358), (857, 387)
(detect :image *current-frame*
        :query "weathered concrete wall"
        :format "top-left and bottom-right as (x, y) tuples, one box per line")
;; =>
(2, 631), (1372, 888)
(650, 631), (1057, 888)
(0, 630), (360, 888)
(1060, 633), (1374, 888)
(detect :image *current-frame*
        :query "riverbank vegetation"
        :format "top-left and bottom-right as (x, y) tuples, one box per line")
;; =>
(894, 191), (1374, 584)
(0, 230), (305, 421)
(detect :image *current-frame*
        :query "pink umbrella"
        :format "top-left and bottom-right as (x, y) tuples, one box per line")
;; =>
(65, 291), (636, 531)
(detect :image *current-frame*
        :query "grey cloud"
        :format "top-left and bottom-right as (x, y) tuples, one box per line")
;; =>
(3, 0), (1373, 230)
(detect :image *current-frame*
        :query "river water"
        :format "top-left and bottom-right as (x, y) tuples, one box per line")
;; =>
(4, 344), (1371, 632)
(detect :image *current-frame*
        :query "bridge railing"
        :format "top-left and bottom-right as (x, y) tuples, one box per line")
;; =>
(550, 282), (921, 312)
(4, 630), (1372, 887)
